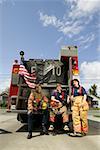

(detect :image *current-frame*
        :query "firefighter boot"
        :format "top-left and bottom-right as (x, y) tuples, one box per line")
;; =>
(27, 132), (32, 139)
(40, 123), (49, 135)
(63, 122), (69, 131)
(48, 122), (54, 131)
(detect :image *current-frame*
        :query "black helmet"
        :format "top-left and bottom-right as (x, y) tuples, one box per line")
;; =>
(71, 78), (80, 86)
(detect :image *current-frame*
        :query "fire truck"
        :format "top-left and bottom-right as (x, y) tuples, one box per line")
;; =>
(8, 46), (79, 123)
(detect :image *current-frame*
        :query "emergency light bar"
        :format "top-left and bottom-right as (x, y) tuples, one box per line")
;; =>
(61, 46), (78, 57)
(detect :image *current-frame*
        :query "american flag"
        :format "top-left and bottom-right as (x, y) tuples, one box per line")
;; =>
(19, 64), (36, 88)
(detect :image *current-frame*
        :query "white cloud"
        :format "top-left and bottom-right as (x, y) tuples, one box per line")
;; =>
(56, 36), (63, 44)
(80, 61), (100, 95)
(65, 0), (100, 30)
(39, 0), (99, 38)
(74, 33), (95, 50)
(39, 12), (63, 27)
(77, 0), (100, 13)
(68, 0), (100, 18)
(74, 36), (84, 41)
(80, 61), (100, 79)
(80, 33), (95, 47)
(39, 12), (84, 36)
(0, 77), (11, 93)
(59, 20), (83, 35)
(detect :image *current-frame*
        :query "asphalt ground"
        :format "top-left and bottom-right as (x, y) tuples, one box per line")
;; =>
(0, 109), (100, 150)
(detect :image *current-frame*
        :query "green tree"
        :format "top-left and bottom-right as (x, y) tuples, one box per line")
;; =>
(89, 84), (97, 96)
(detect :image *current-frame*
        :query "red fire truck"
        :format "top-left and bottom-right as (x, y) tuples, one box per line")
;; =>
(8, 46), (79, 123)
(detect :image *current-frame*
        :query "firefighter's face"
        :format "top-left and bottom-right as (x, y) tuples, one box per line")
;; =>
(36, 85), (41, 93)
(73, 80), (79, 87)
(57, 84), (62, 91)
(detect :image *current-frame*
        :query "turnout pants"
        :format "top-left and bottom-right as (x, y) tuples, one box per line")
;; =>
(72, 96), (89, 134)
(49, 106), (68, 123)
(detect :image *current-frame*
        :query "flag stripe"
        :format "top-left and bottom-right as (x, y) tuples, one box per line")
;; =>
(19, 64), (36, 88)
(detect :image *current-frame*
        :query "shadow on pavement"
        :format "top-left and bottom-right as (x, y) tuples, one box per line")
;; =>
(0, 129), (12, 134)
(16, 122), (100, 136)
(16, 124), (41, 133)
(88, 120), (100, 136)
(32, 134), (44, 138)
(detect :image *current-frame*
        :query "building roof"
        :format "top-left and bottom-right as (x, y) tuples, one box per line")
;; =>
(0, 92), (9, 97)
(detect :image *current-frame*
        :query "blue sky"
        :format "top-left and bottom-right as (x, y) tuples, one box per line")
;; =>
(0, 0), (100, 94)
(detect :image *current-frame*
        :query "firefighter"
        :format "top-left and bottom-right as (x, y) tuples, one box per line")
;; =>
(27, 84), (49, 139)
(48, 83), (69, 132)
(69, 79), (89, 137)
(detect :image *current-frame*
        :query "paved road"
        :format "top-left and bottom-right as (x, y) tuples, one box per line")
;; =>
(0, 109), (100, 150)
(88, 110), (100, 116)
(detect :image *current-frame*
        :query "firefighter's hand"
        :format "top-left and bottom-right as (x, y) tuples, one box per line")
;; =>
(57, 102), (63, 108)
(28, 110), (33, 114)
(79, 103), (84, 107)
(67, 96), (70, 103)
(33, 107), (37, 111)
(79, 102), (86, 108)
(80, 100), (88, 107)
(71, 96), (75, 102)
